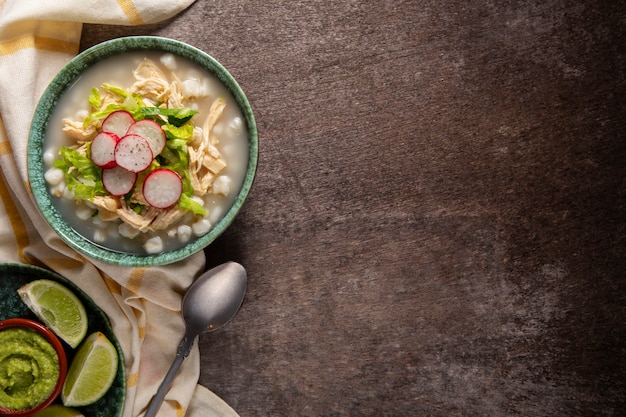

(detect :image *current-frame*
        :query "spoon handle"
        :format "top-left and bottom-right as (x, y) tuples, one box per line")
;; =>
(143, 333), (196, 417)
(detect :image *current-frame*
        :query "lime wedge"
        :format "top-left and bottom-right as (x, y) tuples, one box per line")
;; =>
(18, 279), (88, 348)
(62, 332), (119, 407)
(32, 404), (85, 417)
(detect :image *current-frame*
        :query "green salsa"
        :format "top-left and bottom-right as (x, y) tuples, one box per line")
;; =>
(0, 327), (60, 410)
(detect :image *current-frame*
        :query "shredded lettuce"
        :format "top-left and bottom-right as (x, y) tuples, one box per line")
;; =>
(160, 123), (191, 166)
(162, 123), (194, 141)
(101, 83), (129, 98)
(54, 146), (105, 200)
(88, 88), (101, 109)
(83, 94), (143, 128)
(135, 107), (198, 127)
(178, 193), (207, 216)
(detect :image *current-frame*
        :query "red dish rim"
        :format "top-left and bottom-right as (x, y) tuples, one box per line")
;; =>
(0, 318), (68, 416)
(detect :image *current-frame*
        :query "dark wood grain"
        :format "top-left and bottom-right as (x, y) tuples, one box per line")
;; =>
(81, 1), (625, 416)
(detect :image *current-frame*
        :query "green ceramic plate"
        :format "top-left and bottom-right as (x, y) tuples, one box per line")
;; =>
(0, 263), (125, 417)
(28, 36), (258, 267)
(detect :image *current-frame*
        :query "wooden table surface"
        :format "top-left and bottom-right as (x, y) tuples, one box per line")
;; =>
(80, 1), (625, 416)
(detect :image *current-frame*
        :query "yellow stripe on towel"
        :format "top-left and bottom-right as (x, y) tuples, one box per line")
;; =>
(0, 169), (30, 260)
(0, 35), (79, 56)
(44, 257), (87, 271)
(0, 116), (12, 157)
(0, 140), (12, 156)
(126, 372), (139, 388)
(127, 267), (147, 294)
(103, 274), (124, 296)
(116, 0), (144, 25)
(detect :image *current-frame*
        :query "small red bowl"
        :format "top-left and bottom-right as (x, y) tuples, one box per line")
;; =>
(0, 318), (68, 416)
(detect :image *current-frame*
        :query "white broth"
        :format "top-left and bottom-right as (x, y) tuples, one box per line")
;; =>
(43, 51), (249, 255)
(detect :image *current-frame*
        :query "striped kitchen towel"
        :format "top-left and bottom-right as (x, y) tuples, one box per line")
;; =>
(0, 1), (238, 416)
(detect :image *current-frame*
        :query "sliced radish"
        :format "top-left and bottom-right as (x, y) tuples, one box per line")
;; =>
(115, 134), (153, 173)
(102, 166), (137, 196)
(126, 119), (166, 156)
(90, 132), (119, 168)
(102, 110), (135, 137)
(143, 168), (182, 209)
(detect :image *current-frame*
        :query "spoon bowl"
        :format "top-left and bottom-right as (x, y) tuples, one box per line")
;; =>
(183, 262), (247, 336)
(144, 261), (247, 417)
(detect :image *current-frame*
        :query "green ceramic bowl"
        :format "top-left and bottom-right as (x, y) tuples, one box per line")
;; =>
(28, 36), (257, 266)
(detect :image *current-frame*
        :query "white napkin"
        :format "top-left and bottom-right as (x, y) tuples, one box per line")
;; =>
(0, 1), (239, 416)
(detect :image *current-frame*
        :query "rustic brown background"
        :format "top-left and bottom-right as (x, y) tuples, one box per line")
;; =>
(81, 1), (625, 416)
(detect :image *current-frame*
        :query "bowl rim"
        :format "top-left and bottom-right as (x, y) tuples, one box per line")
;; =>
(0, 317), (68, 415)
(28, 36), (258, 266)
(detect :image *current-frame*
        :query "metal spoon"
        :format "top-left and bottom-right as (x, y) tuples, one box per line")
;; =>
(143, 261), (247, 417)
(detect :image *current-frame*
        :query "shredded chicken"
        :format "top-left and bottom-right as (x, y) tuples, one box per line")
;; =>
(111, 189), (187, 232)
(100, 90), (121, 109)
(188, 98), (227, 195)
(134, 58), (167, 81)
(129, 78), (170, 102)
(91, 196), (121, 221)
(116, 200), (161, 232)
(62, 119), (97, 142)
(167, 78), (185, 109)
(128, 58), (171, 102)
(74, 143), (90, 157)
(91, 195), (121, 212)
(148, 206), (188, 231)
(203, 98), (225, 146)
